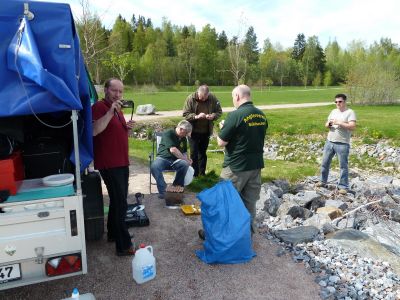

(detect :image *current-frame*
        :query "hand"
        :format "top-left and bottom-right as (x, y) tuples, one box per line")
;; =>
(111, 100), (122, 112)
(126, 120), (136, 130)
(187, 158), (193, 165)
(206, 114), (214, 120)
(219, 120), (225, 129)
(196, 112), (206, 119)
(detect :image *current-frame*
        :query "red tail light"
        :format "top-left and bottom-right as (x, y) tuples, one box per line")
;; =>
(45, 254), (82, 276)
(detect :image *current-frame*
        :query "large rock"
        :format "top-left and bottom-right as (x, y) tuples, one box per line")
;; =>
(261, 182), (284, 198)
(274, 226), (320, 245)
(276, 194), (298, 217)
(271, 179), (290, 194)
(362, 220), (400, 256)
(136, 104), (156, 115)
(326, 228), (400, 275)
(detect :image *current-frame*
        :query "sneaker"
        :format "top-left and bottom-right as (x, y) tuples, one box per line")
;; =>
(116, 246), (136, 256)
(338, 189), (347, 195)
(198, 229), (205, 240)
(315, 182), (327, 188)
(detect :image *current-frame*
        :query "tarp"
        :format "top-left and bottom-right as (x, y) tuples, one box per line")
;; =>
(0, 0), (93, 169)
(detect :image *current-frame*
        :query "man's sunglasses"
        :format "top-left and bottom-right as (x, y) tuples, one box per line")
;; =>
(335, 100), (344, 104)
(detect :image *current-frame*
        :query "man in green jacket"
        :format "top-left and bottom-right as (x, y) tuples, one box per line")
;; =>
(183, 85), (222, 177)
(218, 85), (267, 234)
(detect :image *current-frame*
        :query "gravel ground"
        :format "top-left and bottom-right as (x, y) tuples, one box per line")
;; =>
(1, 163), (320, 300)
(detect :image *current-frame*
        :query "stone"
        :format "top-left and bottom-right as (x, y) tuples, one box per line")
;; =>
(316, 206), (343, 220)
(136, 104), (156, 115)
(303, 213), (332, 229)
(294, 190), (322, 207)
(322, 223), (337, 234)
(362, 220), (400, 256)
(276, 195), (298, 217)
(263, 188), (282, 216)
(379, 195), (398, 209)
(325, 199), (348, 211)
(287, 206), (313, 220)
(271, 179), (290, 194)
(389, 209), (400, 222)
(273, 226), (320, 245)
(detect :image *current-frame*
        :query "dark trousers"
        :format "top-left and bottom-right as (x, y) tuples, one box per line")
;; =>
(189, 132), (210, 177)
(100, 166), (132, 252)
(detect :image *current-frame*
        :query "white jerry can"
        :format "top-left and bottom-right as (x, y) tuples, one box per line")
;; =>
(132, 244), (156, 284)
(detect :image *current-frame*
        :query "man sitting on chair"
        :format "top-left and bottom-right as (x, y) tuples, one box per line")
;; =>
(151, 120), (193, 199)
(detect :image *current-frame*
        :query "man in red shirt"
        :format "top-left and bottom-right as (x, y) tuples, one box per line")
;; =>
(92, 78), (135, 256)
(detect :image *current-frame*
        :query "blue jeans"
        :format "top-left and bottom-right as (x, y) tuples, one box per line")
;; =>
(320, 140), (350, 189)
(150, 157), (190, 195)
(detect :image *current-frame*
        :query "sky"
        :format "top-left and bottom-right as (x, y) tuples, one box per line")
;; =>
(64, 0), (400, 50)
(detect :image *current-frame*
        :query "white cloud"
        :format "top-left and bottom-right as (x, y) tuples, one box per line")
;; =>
(67, 0), (400, 49)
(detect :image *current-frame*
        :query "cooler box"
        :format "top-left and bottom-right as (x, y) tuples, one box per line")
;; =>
(0, 151), (24, 195)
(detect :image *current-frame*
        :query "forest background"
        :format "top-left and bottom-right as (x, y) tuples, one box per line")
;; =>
(75, 0), (400, 105)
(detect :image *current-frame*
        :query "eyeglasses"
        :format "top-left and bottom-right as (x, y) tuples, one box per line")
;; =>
(335, 100), (344, 104)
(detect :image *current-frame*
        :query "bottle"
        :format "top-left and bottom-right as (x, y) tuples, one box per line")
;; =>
(62, 288), (96, 300)
(71, 288), (79, 299)
(132, 243), (156, 284)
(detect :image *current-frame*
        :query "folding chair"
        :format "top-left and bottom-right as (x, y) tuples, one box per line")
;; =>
(148, 131), (189, 194)
(149, 131), (163, 194)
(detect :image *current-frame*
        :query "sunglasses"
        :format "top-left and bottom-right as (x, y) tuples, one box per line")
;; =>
(335, 100), (344, 104)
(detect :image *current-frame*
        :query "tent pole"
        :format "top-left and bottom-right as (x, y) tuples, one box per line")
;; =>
(71, 110), (82, 194)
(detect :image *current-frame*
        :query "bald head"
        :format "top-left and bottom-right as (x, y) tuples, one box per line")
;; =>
(232, 85), (251, 108)
(197, 85), (209, 101)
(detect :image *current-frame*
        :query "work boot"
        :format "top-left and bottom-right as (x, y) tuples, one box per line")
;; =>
(198, 229), (205, 240)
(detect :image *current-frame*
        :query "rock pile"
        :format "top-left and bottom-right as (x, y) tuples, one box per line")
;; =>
(257, 172), (400, 299)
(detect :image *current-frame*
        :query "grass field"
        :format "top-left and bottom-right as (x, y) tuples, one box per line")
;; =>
(129, 104), (400, 191)
(110, 86), (345, 111)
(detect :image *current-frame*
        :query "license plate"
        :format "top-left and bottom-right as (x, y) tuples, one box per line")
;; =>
(0, 263), (21, 284)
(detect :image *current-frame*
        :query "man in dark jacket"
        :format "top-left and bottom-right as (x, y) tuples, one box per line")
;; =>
(182, 85), (222, 177)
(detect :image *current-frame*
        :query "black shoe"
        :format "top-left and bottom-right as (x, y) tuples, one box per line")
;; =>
(107, 232), (134, 243)
(198, 229), (205, 240)
(116, 246), (136, 256)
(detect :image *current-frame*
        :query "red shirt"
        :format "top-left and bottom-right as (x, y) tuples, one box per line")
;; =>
(92, 100), (129, 170)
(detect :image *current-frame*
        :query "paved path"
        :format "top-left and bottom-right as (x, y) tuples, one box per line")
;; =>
(126, 101), (332, 122)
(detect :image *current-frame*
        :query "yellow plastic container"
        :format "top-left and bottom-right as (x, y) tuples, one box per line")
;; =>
(181, 204), (201, 215)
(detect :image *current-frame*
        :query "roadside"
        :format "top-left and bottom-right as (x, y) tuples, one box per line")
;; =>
(127, 102), (332, 122)
(2, 161), (320, 300)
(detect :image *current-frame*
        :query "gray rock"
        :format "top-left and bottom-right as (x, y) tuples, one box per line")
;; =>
(303, 213), (332, 229)
(379, 195), (398, 209)
(276, 195), (298, 217)
(322, 223), (337, 234)
(330, 228), (369, 241)
(363, 220), (400, 256)
(294, 190), (322, 207)
(261, 182), (284, 198)
(136, 104), (156, 115)
(389, 208), (400, 222)
(262, 188), (282, 216)
(271, 179), (290, 194)
(325, 199), (348, 211)
(366, 176), (393, 186)
(273, 225), (319, 245)
(287, 206), (313, 220)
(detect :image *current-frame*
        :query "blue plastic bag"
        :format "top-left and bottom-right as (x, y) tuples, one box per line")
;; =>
(195, 180), (256, 264)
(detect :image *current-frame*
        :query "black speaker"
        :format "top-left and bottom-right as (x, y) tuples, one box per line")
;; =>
(81, 171), (104, 241)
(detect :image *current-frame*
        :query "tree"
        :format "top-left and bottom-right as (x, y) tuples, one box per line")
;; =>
(109, 15), (133, 54)
(301, 36), (325, 87)
(178, 36), (197, 85)
(196, 24), (218, 84)
(102, 52), (134, 82)
(217, 31), (228, 50)
(75, 0), (109, 83)
(243, 26), (259, 65)
(292, 33), (306, 61)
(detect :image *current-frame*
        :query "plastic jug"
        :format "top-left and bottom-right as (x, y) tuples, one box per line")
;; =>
(62, 288), (96, 300)
(132, 244), (156, 284)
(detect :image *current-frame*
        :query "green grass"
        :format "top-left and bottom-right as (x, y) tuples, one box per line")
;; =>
(103, 86), (345, 111)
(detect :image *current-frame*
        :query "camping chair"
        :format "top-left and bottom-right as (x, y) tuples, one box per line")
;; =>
(148, 131), (189, 194)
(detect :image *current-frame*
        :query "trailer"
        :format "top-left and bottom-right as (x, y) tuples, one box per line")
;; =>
(0, 0), (95, 290)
